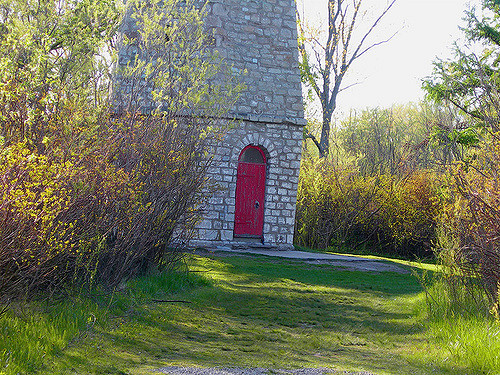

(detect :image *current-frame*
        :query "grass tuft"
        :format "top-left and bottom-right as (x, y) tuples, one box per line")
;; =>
(3, 253), (496, 374)
(415, 277), (500, 375)
(432, 317), (500, 374)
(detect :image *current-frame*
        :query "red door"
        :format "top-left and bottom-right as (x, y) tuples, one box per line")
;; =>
(234, 146), (266, 238)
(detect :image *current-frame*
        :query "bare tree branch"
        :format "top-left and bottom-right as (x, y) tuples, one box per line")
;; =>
(349, 0), (397, 66)
(304, 129), (324, 157)
(298, 0), (397, 157)
(355, 30), (398, 60)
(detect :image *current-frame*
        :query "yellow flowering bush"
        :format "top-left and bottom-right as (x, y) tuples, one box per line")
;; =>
(0, 0), (238, 299)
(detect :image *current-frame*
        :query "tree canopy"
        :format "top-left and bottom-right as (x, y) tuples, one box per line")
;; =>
(424, 0), (500, 133)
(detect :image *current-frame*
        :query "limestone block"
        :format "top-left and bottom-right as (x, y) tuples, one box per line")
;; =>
(198, 220), (212, 229)
(221, 230), (233, 241)
(199, 230), (218, 241)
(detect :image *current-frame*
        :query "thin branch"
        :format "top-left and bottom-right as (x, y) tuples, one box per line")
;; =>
(355, 30), (398, 60)
(304, 129), (323, 157)
(348, 0), (397, 66)
(338, 80), (363, 93)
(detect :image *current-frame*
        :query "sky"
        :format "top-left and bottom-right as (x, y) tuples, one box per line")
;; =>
(296, 0), (481, 118)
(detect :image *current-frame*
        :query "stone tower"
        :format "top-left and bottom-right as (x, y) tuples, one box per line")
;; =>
(195, 0), (305, 250)
(117, 0), (305, 250)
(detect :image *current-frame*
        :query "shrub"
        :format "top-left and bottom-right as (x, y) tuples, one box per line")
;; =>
(295, 156), (441, 258)
(381, 171), (441, 258)
(0, 0), (239, 299)
(436, 135), (500, 313)
(296, 157), (382, 250)
(0, 113), (219, 298)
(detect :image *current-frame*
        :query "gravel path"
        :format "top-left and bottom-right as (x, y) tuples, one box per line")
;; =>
(156, 367), (375, 375)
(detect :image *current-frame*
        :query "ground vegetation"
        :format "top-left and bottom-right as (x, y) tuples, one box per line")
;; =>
(296, 104), (445, 259)
(423, 0), (500, 318)
(1, 253), (481, 375)
(296, 1), (500, 371)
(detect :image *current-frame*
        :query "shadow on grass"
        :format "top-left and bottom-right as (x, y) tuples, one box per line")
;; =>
(50, 255), (468, 375)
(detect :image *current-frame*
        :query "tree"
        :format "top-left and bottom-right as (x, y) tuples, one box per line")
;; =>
(297, 0), (396, 157)
(114, 0), (241, 118)
(0, 0), (242, 297)
(424, 0), (500, 133)
(0, 0), (121, 149)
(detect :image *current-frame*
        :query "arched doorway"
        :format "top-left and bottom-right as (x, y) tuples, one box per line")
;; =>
(233, 145), (267, 239)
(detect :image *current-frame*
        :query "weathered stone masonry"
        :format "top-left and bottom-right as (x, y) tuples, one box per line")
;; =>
(206, 0), (304, 119)
(116, 0), (306, 249)
(196, 118), (304, 247)
(192, 0), (305, 249)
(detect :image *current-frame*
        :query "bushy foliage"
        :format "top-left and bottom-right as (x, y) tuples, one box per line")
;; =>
(298, 104), (446, 258)
(0, 0), (120, 147)
(423, 0), (500, 315)
(296, 156), (441, 258)
(296, 158), (384, 250)
(0, 0), (239, 298)
(435, 136), (500, 314)
(0, 114), (216, 297)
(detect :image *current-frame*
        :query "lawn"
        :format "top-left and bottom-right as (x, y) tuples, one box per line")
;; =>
(1, 253), (471, 374)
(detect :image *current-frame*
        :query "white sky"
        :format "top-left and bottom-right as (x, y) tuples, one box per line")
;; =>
(297, 0), (481, 118)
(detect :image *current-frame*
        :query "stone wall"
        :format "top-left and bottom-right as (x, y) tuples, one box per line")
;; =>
(191, 117), (304, 248)
(205, 0), (304, 122)
(190, 0), (305, 248)
(114, 0), (306, 248)
(114, 0), (304, 123)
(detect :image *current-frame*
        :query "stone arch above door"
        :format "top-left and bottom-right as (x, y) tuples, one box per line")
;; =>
(230, 133), (277, 168)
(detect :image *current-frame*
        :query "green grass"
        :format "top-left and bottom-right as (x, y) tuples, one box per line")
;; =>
(418, 279), (500, 375)
(1, 253), (496, 374)
(430, 317), (500, 374)
(0, 268), (207, 375)
(0, 297), (99, 374)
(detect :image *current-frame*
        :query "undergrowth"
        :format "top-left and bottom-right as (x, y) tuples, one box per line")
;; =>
(4, 253), (498, 374)
(417, 275), (500, 375)
(0, 267), (208, 375)
(35, 255), (469, 374)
